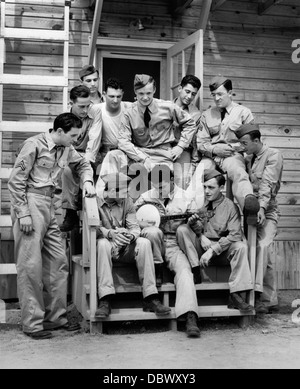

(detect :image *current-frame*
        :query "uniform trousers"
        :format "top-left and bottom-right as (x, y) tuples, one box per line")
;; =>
(176, 224), (254, 294)
(255, 217), (278, 307)
(192, 154), (254, 210)
(97, 237), (158, 300)
(12, 193), (69, 334)
(142, 227), (198, 319)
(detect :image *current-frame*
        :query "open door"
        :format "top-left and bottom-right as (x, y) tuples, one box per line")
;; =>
(167, 29), (203, 109)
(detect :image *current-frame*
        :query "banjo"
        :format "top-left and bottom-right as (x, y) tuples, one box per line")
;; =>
(136, 203), (209, 228)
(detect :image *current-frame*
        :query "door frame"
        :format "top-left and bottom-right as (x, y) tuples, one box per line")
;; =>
(96, 38), (173, 99)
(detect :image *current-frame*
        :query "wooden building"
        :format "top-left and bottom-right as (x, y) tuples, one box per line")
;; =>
(0, 0), (300, 300)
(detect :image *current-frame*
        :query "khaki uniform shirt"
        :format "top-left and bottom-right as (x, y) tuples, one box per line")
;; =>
(202, 195), (242, 255)
(173, 98), (201, 166)
(96, 196), (140, 240)
(197, 101), (254, 158)
(72, 103), (103, 163)
(8, 131), (94, 219)
(118, 98), (197, 163)
(245, 145), (283, 212)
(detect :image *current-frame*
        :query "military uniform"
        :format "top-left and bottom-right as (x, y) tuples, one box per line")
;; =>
(99, 75), (197, 194)
(8, 130), (94, 335)
(177, 195), (253, 295)
(173, 97), (201, 189)
(135, 185), (200, 319)
(62, 103), (102, 211)
(194, 76), (255, 211)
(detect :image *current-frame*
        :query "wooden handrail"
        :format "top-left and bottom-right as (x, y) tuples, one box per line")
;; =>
(82, 196), (99, 328)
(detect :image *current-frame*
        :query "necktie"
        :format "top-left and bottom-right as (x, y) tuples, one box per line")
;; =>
(207, 201), (213, 211)
(221, 109), (226, 121)
(251, 154), (257, 167)
(164, 198), (169, 208)
(144, 107), (151, 128)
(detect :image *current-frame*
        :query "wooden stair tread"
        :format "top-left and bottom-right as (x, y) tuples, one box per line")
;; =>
(0, 264), (17, 275)
(84, 282), (230, 295)
(90, 306), (255, 322)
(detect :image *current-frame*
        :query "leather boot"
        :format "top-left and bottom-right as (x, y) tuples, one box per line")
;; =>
(186, 311), (200, 338)
(228, 292), (254, 313)
(95, 298), (111, 318)
(154, 264), (164, 287)
(143, 296), (171, 316)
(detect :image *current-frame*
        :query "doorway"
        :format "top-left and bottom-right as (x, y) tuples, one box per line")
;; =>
(103, 58), (161, 102)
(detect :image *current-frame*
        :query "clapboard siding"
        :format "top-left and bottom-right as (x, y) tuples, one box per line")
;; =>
(0, 0), (300, 289)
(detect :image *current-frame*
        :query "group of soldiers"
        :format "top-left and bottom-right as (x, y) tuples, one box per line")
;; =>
(8, 64), (283, 340)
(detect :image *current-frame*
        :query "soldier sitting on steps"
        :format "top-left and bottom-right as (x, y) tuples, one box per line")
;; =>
(95, 172), (171, 319)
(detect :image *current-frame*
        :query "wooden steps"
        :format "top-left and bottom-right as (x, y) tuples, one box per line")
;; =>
(89, 305), (253, 323)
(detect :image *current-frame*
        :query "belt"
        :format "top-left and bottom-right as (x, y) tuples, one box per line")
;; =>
(27, 187), (55, 198)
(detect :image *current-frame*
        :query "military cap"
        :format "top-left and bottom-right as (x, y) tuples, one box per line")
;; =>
(134, 74), (151, 90)
(103, 173), (131, 191)
(235, 123), (261, 139)
(79, 65), (99, 81)
(204, 169), (223, 183)
(209, 75), (231, 92)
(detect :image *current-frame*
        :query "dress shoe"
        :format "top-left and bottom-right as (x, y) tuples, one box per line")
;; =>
(95, 299), (111, 318)
(24, 330), (53, 340)
(59, 209), (80, 232)
(192, 266), (202, 284)
(255, 300), (269, 314)
(143, 298), (171, 316)
(154, 264), (164, 287)
(228, 292), (254, 313)
(186, 311), (200, 338)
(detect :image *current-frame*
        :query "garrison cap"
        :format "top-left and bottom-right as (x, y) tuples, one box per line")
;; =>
(134, 74), (151, 90)
(204, 169), (223, 183)
(103, 172), (131, 191)
(79, 65), (99, 80)
(209, 75), (231, 92)
(235, 123), (261, 139)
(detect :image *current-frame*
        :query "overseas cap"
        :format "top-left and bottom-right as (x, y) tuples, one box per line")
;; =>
(103, 173), (131, 191)
(209, 75), (231, 92)
(235, 123), (260, 139)
(79, 65), (99, 80)
(204, 169), (223, 183)
(134, 74), (151, 90)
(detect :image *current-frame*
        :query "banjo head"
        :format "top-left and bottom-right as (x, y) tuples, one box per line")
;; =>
(136, 204), (161, 227)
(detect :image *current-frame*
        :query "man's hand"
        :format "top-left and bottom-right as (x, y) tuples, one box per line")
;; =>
(188, 214), (203, 236)
(83, 181), (96, 198)
(257, 208), (266, 226)
(109, 228), (133, 247)
(213, 144), (234, 158)
(200, 248), (214, 268)
(19, 216), (33, 235)
(171, 145), (184, 161)
(201, 235), (213, 251)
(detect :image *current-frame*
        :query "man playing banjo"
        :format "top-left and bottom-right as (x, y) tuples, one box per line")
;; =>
(135, 164), (204, 338)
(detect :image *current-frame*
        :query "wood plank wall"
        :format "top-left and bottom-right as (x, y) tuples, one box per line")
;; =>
(0, 0), (300, 290)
